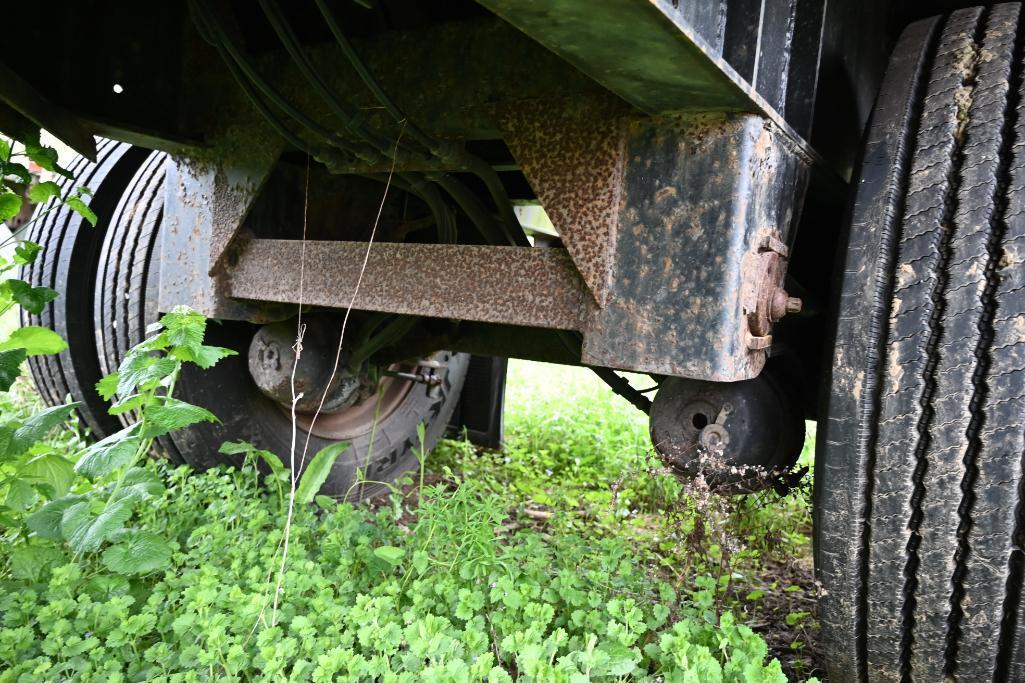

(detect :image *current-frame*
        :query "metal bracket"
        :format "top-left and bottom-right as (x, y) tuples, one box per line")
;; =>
(385, 359), (446, 398)
(163, 111), (809, 383)
(580, 113), (810, 381)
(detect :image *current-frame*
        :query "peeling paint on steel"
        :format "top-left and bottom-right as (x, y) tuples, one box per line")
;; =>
(581, 113), (810, 381)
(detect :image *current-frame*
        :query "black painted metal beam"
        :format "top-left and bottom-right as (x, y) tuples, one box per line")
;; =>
(474, 0), (792, 127)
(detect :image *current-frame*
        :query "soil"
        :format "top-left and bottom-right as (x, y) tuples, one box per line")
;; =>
(730, 553), (825, 681)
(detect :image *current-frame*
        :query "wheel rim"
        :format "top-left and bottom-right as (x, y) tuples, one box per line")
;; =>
(287, 371), (412, 440)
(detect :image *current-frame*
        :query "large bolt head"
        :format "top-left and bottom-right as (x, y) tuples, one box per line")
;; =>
(769, 288), (802, 322)
(698, 423), (730, 453)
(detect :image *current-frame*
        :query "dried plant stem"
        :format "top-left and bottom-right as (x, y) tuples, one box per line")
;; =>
(270, 153), (311, 626)
(272, 126), (404, 625)
(297, 122), (405, 474)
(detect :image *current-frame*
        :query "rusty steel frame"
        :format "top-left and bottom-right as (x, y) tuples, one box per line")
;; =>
(581, 112), (810, 380)
(185, 111), (812, 382)
(227, 241), (592, 331)
(146, 0), (816, 384)
(158, 145), (284, 323)
(498, 94), (630, 306)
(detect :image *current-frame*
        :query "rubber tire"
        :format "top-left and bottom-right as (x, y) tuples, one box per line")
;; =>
(20, 139), (150, 438)
(171, 336), (469, 499)
(92, 151), (470, 498)
(817, 6), (1025, 682)
(93, 150), (182, 463)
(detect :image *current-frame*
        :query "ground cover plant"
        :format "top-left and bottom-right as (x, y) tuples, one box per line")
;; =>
(1, 356), (820, 681)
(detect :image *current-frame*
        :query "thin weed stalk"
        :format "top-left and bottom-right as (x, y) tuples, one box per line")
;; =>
(271, 126), (404, 626)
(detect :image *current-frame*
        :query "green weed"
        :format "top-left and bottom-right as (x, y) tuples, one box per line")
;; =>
(1, 458), (790, 681)
(0, 356), (816, 680)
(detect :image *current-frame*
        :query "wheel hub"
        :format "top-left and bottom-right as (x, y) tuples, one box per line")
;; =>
(247, 319), (364, 414)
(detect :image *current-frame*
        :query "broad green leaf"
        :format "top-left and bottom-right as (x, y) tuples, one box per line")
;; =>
(219, 440), (286, 478)
(9, 403), (79, 455)
(217, 440), (251, 456)
(0, 138), (9, 160)
(61, 498), (133, 553)
(4, 478), (38, 511)
(595, 643), (640, 677)
(296, 441), (349, 504)
(96, 372), (119, 401)
(75, 426), (140, 479)
(172, 343), (236, 369)
(101, 531), (171, 575)
(66, 196), (97, 226)
(115, 353), (176, 397)
(4, 162), (31, 184)
(0, 191), (22, 221)
(108, 394), (147, 416)
(24, 143), (72, 178)
(28, 180), (61, 204)
(157, 307), (206, 352)
(13, 241), (41, 265)
(314, 495), (337, 510)
(0, 348), (26, 391)
(83, 574), (130, 601)
(26, 495), (84, 539)
(110, 467), (165, 503)
(20, 451), (75, 497)
(23, 143), (58, 169)
(140, 397), (218, 439)
(10, 544), (66, 582)
(0, 423), (14, 458)
(411, 550), (429, 574)
(3, 279), (58, 314)
(77, 436), (142, 479)
(373, 545), (405, 566)
(0, 326), (67, 355)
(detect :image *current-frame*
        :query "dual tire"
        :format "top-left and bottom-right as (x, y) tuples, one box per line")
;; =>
(22, 145), (468, 497)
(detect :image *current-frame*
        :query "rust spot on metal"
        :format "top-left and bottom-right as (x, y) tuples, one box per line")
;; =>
(498, 94), (633, 306)
(227, 240), (593, 331)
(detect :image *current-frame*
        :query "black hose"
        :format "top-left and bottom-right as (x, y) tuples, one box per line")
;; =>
(349, 316), (418, 367)
(257, 0), (412, 157)
(461, 156), (528, 247)
(590, 366), (652, 414)
(398, 175), (457, 244)
(214, 43), (312, 154)
(364, 172), (457, 245)
(432, 173), (506, 246)
(312, 0), (440, 155)
(204, 0), (510, 247)
(310, 0), (528, 246)
(191, 1), (379, 163)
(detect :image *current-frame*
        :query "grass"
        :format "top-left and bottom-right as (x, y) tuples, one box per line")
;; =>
(0, 358), (820, 681)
